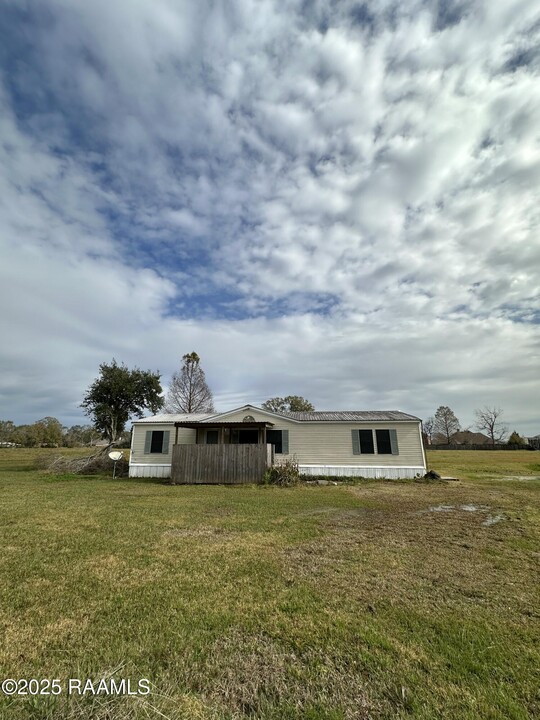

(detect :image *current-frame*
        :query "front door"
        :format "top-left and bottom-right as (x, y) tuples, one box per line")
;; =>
(231, 428), (259, 444)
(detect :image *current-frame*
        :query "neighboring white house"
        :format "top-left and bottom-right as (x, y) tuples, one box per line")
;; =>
(129, 404), (426, 480)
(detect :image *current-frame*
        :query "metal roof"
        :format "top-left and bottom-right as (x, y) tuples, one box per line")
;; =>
(277, 411), (420, 422)
(134, 410), (420, 424)
(133, 413), (215, 424)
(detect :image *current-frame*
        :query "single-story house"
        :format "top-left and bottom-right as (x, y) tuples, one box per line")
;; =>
(449, 430), (491, 446)
(129, 404), (426, 481)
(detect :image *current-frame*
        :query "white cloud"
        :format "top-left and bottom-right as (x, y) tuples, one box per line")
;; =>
(0, 0), (539, 434)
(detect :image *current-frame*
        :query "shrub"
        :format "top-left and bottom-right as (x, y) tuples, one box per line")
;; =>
(263, 457), (300, 486)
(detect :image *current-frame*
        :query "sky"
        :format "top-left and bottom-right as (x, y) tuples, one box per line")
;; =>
(0, 0), (539, 436)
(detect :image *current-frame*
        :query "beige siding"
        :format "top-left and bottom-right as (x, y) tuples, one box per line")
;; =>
(130, 409), (425, 472)
(217, 409), (424, 467)
(130, 424), (196, 465)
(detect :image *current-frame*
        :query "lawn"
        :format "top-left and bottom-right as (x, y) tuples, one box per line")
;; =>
(0, 448), (539, 719)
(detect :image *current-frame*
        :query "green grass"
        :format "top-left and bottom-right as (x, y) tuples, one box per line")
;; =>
(427, 449), (540, 482)
(0, 448), (539, 719)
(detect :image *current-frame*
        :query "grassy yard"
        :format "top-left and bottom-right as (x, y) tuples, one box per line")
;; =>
(0, 449), (539, 719)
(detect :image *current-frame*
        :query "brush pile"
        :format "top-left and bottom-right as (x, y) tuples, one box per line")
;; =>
(42, 446), (129, 476)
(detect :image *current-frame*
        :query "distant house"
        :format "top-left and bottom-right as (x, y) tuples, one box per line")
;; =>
(527, 435), (540, 450)
(449, 430), (491, 446)
(129, 404), (426, 481)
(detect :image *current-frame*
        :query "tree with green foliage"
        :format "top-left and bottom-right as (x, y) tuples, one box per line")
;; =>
(11, 424), (41, 447)
(34, 416), (64, 447)
(81, 360), (164, 443)
(433, 405), (460, 444)
(262, 396), (315, 413)
(63, 424), (101, 447)
(507, 431), (526, 447)
(165, 352), (215, 413)
(0, 420), (15, 444)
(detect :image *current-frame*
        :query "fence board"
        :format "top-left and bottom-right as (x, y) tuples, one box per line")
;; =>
(171, 444), (272, 484)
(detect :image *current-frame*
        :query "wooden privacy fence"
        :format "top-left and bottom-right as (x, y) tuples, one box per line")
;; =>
(171, 443), (274, 484)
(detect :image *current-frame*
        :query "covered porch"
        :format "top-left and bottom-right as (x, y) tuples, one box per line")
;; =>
(170, 419), (276, 484)
(173, 420), (275, 446)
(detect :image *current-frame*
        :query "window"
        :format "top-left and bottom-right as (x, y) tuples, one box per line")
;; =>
(359, 429), (375, 454)
(150, 431), (164, 453)
(352, 429), (399, 455)
(267, 429), (289, 454)
(206, 430), (219, 444)
(376, 429), (392, 454)
(144, 430), (170, 454)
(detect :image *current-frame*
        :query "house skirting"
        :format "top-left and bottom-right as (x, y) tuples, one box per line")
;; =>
(129, 463), (171, 479)
(129, 462), (425, 480)
(298, 465), (425, 479)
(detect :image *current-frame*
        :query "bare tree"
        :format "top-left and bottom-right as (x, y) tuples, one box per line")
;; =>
(474, 407), (508, 446)
(423, 416), (435, 445)
(433, 406), (460, 444)
(165, 352), (215, 413)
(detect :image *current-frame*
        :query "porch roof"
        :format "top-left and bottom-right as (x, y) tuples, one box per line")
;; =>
(174, 420), (274, 429)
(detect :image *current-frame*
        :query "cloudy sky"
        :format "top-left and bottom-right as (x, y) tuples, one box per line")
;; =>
(0, 0), (539, 435)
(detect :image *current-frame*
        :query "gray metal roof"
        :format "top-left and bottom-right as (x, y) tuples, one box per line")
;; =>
(133, 413), (215, 424)
(277, 410), (421, 422)
(134, 410), (420, 424)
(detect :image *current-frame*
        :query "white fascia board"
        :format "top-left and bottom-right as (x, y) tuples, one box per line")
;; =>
(210, 404), (303, 423)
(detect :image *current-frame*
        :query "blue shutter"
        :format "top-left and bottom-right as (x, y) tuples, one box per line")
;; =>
(162, 431), (170, 454)
(144, 431), (152, 454)
(390, 429), (399, 455)
(281, 430), (289, 454)
(352, 429), (360, 455)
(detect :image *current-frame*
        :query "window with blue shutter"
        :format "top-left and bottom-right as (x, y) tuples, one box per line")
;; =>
(144, 430), (170, 454)
(267, 429), (289, 454)
(375, 429), (392, 454)
(359, 430), (375, 454)
(162, 431), (170, 454)
(144, 431), (152, 454)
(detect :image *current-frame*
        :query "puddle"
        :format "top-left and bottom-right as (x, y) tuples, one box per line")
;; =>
(423, 504), (505, 526)
(460, 504), (489, 512)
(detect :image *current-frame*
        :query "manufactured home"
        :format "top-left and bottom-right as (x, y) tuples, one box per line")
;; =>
(129, 405), (426, 482)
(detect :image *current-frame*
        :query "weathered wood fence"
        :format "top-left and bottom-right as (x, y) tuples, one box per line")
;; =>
(171, 443), (273, 484)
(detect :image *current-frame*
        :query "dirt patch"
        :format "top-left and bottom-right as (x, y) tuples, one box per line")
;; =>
(163, 526), (233, 540)
(84, 554), (161, 586)
(419, 504), (506, 526)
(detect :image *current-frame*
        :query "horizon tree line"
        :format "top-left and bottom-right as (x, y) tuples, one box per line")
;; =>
(423, 405), (527, 446)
